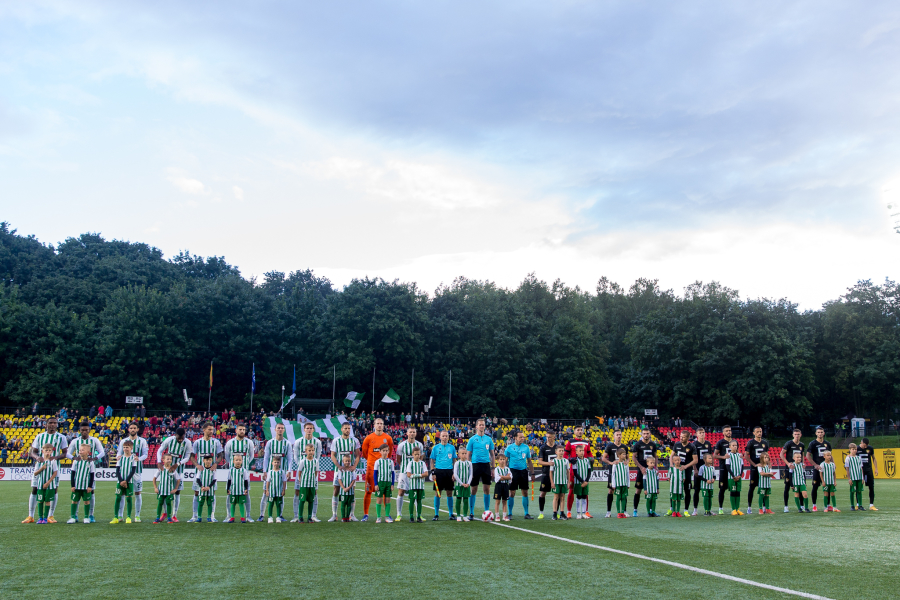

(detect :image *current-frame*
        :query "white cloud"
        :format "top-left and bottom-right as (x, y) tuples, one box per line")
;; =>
(233, 185), (244, 200)
(166, 170), (207, 195)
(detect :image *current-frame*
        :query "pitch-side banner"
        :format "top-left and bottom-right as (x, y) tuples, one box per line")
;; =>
(0, 466), (366, 483)
(831, 448), (899, 479)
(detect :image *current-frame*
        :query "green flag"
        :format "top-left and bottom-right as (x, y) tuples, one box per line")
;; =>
(344, 391), (364, 409)
(381, 388), (400, 404)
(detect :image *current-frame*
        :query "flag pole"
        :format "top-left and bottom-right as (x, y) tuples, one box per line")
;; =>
(448, 369), (452, 422)
(411, 368), (414, 415)
(208, 360), (213, 413)
(332, 365), (336, 415)
(250, 362), (254, 415)
(372, 366), (376, 413)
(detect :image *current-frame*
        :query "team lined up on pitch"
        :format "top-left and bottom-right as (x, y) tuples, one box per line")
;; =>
(23, 417), (879, 525)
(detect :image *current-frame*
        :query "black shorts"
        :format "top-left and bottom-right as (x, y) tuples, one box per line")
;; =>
(812, 469), (823, 485)
(749, 467), (760, 486)
(433, 469), (454, 493)
(634, 467), (645, 490)
(683, 474), (693, 492)
(607, 468), (614, 490)
(719, 465), (730, 485)
(493, 482), (510, 500)
(539, 472), (553, 493)
(471, 463), (492, 486)
(510, 468), (529, 491)
(863, 470), (875, 486)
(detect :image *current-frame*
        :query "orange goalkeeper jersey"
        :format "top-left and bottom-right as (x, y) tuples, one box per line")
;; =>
(362, 432), (394, 472)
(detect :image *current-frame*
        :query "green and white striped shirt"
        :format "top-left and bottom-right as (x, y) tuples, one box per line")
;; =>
(117, 455), (136, 482)
(611, 462), (630, 488)
(453, 461), (472, 486)
(552, 458), (571, 485)
(35, 460), (59, 489)
(228, 467), (249, 495)
(669, 467), (685, 494)
(728, 452), (744, 478)
(337, 469), (356, 496)
(758, 466), (772, 489)
(296, 458), (318, 488)
(820, 462), (836, 485)
(330, 436), (359, 466)
(192, 437), (222, 466)
(68, 436), (104, 463)
(71, 460), (94, 490)
(494, 466), (511, 483)
(374, 457), (394, 485)
(294, 436), (322, 466)
(845, 455), (864, 481)
(224, 437), (256, 469)
(267, 470), (287, 497)
(397, 440), (424, 472)
(118, 437), (147, 474)
(158, 436), (191, 475)
(156, 469), (179, 496)
(264, 438), (291, 472)
(699, 465), (716, 490)
(574, 457), (591, 483)
(197, 468), (216, 496)
(644, 467), (659, 494)
(791, 464), (807, 486)
(32, 432), (68, 459)
(406, 460), (426, 490)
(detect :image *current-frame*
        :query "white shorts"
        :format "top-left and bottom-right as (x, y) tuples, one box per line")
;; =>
(397, 472), (410, 491)
(133, 479), (143, 493)
(175, 478), (184, 492)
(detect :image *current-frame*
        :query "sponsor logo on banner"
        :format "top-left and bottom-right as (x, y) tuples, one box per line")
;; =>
(885, 450), (895, 478)
(0, 468), (4, 479)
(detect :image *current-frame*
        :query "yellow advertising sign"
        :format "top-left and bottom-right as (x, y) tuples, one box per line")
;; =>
(832, 448), (899, 479)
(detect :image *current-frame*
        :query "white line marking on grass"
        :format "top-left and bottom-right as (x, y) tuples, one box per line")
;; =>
(490, 522), (834, 600)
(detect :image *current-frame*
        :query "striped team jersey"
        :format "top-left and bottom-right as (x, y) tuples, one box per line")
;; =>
(845, 455), (864, 481)
(820, 462), (836, 485)
(791, 464), (807, 486)
(573, 457), (591, 483)
(374, 458), (395, 485)
(494, 466), (511, 483)
(552, 458), (571, 485)
(758, 466), (772, 489)
(156, 469), (179, 495)
(71, 460), (94, 490)
(611, 462), (630, 488)
(69, 436), (103, 463)
(192, 437), (223, 466)
(31, 432), (68, 461)
(267, 470), (287, 497)
(294, 436), (322, 465)
(228, 467), (249, 495)
(296, 458), (318, 488)
(337, 469), (356, 496)
(35, 460), (59, 489)
(196, 468), (216, 495)
(118, 437), (148, 474)
(728, 452), (744, 478)
(397, 440), (424, 472)
(669, 467), (685, 494)
(699, 465), (716, 490)
(159, 437), (191, 475)
(406, 460), (426, 490)
(264, 438), (291, 472)
(117, 455), (136, 481)
(454, 461), (472, 485)
(224, 437), (256, 468)
(330, 436), (360, 466)
(644, 467), (659, 494)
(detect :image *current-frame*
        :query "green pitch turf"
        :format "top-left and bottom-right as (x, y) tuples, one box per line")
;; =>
(1, 480), (898, 600)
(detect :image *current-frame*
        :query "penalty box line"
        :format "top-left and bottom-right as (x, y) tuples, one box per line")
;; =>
(489, 521), (834, 600)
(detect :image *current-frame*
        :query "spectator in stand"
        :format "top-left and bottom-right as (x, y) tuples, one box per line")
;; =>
(89, 406), (96, 419)
(31, 402), (39, 415)
(98, 405), (105, 418)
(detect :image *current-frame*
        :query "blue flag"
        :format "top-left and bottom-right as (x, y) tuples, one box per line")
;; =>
(251, 363), (256, 394)
(292, 364), (296, 395)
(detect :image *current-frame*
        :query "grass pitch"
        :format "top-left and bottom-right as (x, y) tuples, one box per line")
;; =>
(1, 480), (898, 600)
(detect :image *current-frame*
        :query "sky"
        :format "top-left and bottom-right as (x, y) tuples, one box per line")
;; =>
(1, 1), (899, 308)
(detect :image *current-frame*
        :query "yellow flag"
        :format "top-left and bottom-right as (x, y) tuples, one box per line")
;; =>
(209, 362), (213, 390)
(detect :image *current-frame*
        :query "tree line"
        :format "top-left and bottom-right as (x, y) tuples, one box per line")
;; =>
(0, 222), (897, 427)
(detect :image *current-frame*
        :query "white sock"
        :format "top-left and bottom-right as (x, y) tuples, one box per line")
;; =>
(29, 492), (37, 518)
(135, 494), (142, 517)
(172, 493), (180, 517)
(210, 495), (216, 519)
(193, 495), (199, 518)
(294, 495), (301, 519)
(350, 499), (356, 518)
(332, 496), (338, 517)
(312, 494), (319, 517)
(245, 492), (251, 515)
(260, 494), (267, 518)
(49, 493), (58, 517)
(397, 494), (404, 517)
(89, 493), (95, 517)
